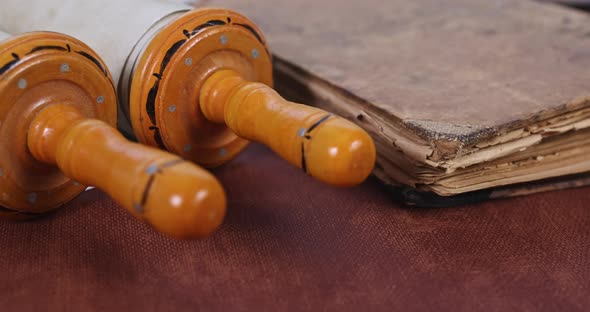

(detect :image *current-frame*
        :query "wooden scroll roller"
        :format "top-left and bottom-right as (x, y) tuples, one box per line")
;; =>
(0, 1), (376, 187)
(0, 31), (226, 239)
(125, 9), (377, 187)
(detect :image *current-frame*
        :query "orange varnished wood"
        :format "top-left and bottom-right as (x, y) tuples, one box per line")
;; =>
(128, 8), (376, 186)
(0, 32), (225, 238)
(128, 9), (272, 168)
(201, 69), (376, 186)
(28, 105), (226, 239)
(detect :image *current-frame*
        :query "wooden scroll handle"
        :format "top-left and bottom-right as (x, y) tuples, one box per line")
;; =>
(28, 105), (226, 239)
(200, 69), (376, 187)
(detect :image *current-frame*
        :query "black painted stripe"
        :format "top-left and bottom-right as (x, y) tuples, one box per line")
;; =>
(0, 53), (20, 75)
(149, 126), (167, 150)
(146, 79), (160, 125)
(301, 143), (308, 173)
(27, 45), (67, 55)
(159, 39), (186, 75)
(234, 23), (265, 45)
(140, 174), (157, 208)
(307, 114), (332, 133)
(192, 20), (227, 36)
(75, 51), (108, 76)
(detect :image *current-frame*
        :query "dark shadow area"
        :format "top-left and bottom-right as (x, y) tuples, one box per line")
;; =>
(539, 0), (590, 11)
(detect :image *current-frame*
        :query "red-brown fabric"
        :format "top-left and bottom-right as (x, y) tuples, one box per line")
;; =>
(0, 144), (588, 311)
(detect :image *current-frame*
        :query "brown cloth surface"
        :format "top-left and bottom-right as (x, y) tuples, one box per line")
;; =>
(0, 144), (588, 311)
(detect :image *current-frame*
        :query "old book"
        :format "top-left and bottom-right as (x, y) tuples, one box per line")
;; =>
(200, 0), (590, 204)
(201, 0), (590, 202)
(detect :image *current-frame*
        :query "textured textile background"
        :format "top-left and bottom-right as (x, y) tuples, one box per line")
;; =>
(0, 144), (588, 311)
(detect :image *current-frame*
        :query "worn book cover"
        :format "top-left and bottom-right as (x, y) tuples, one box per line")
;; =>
(200, 0), (590, 205)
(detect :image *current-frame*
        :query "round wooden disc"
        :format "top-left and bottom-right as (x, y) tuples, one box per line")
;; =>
(0, 32), (117, 218)
(129, 9), (273, 168)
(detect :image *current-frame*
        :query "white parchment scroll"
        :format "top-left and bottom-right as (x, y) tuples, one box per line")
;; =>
(0, 0), (191, 86)
(0, 31), (11, 42)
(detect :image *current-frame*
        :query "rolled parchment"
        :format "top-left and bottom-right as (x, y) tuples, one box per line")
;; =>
(0, 0), (190, 132)
(0, 30), (10, 42)
(0, 0), (190, 86)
